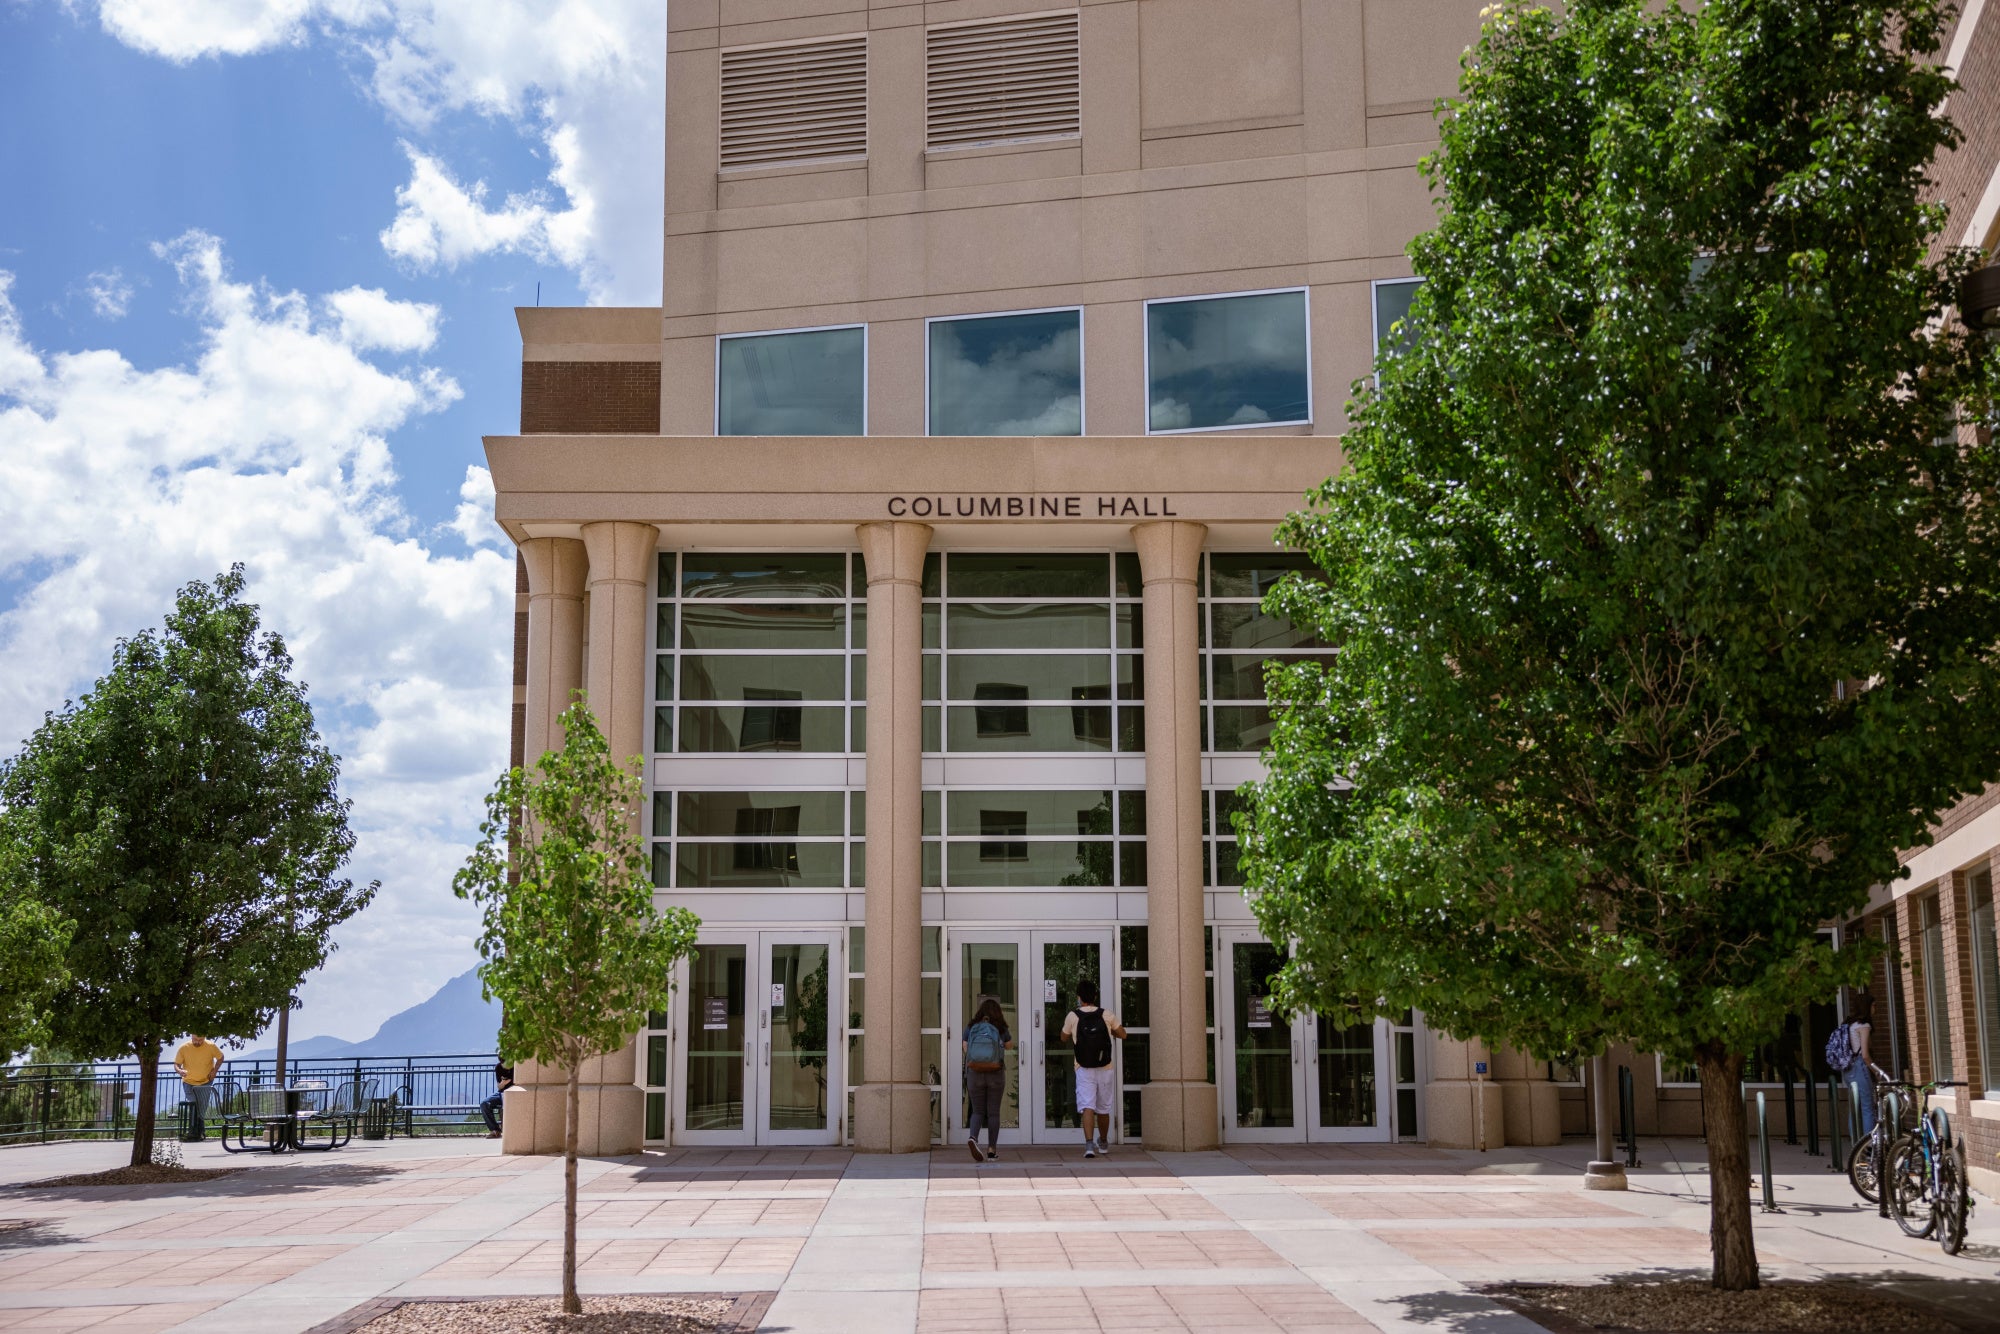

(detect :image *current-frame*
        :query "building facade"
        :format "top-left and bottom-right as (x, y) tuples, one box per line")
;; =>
(488, 0), (2000, 1162)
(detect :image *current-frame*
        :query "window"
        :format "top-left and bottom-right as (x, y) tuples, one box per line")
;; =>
(1970, 869), (2000, 1095)
(978, 809), (1029, 862)
(1200, 552), (1331, 755)
(972, 683), (1030, 738)
(926, 11), (1080, 151)
(1146, 290), (1310, 433)
(717, 326), (866, 436)
(719, 35), (868, 169)
(1372, 278), (1422, 359)
(657, 790), (848, 889)
(1920, 894), (1955, 1081)
(927, 309), (1082, 436)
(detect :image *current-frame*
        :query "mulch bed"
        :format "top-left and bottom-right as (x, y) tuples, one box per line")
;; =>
(316, 1295), (771, 1334)
(1486, 1281), (1972, 1334)
(19, 1163), (243, 1188)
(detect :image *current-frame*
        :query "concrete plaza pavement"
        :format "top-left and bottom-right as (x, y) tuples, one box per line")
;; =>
(0, 1132), (1996, 1333)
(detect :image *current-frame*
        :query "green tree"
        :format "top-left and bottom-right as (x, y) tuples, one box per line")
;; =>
(0, 841), (73, 1064)
(0, 567), (376, 1165)
(455, 699), (699, 1315)
(1240, 0), (2000, 1290)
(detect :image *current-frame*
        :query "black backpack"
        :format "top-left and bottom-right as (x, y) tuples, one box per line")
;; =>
(1073, 1009), (1113, 1069)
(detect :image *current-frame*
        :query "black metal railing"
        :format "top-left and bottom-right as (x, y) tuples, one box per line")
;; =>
(0, 1055), (502, 1145)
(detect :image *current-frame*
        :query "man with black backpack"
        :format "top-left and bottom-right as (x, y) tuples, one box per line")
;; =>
(1060, 979), (1126, 1158)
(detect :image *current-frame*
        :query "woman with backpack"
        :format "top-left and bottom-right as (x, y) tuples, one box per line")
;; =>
(963, 996), (1014, 1162)
(1832, 990), (1876, 1134)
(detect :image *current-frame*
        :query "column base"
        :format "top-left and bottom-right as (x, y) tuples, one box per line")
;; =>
(1584, 1160), (1630, 1190)
(853, 1082), (933, 1153)
(1140, 1081), (1220, 1152)
(498, 1084), (643, 1156)
(1424, 1080), (1505, 1149)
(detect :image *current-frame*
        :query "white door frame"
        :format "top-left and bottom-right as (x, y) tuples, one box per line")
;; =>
(1217, 927), (1396, 1144)
(947, 927), (1119, 1146)
(674, 929), (844, 1147)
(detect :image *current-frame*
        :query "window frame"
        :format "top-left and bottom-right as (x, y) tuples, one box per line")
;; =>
(1142, 286), (1314, 436)
(923, 304), (1086, 437)
(1370, 276), (1424, 364)
(714, 322), (869, 437)
(1966, 865), (2000, 1097)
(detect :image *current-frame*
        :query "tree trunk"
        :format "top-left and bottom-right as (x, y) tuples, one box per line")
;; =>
(131, 1043), (159, 1168)
(1695, 1047), (1759, 1290)
(562, 1059), (582, 1315)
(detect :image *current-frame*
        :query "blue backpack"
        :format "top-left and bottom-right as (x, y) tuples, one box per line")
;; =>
(966, 1021), (1005, 1072)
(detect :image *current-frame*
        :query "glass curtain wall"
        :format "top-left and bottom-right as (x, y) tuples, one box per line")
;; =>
(650, 553), (862, 891)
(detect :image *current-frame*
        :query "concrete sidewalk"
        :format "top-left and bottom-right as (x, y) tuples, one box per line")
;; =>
(0, 1133), (1995, 1332)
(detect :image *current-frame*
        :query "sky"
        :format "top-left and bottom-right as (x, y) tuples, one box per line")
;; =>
(0, 0), (666, 1043)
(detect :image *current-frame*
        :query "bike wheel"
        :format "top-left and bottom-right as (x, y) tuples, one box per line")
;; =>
(1939, 1143), (1970, 1256)
(1848, 1135), (1881, 1204)
(1888, 1136), (1937, 1239)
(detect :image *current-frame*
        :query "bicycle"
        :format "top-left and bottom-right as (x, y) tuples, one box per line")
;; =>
(1846, 1064), (1916, 1205)
(1884, 1081), (1971, 1255)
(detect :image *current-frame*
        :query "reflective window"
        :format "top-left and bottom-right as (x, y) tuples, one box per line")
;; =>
(1147, 290), (1309, 433)
(1373, 279), (1422, 359)
(718, 326), (865, 436)
(1200, 552), (1326, 756)
(927, 309), (1082, 436)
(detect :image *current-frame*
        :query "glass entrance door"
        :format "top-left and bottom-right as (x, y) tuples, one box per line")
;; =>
(948, 929), (1118, 1146)
(1217, 928), (1394, 1143)
(677, 931), (843, 1146)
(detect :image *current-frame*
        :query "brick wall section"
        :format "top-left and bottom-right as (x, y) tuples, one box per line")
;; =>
(1932, 6), (2000, 254)
(520, 361), (661, 434)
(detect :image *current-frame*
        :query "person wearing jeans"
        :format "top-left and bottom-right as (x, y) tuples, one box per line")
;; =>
(481, 1063), (513, 1138)
(174, 1035), (223, 1140)
(1843, 991), (1876, 1135)
(962, 996), (1014, 1162)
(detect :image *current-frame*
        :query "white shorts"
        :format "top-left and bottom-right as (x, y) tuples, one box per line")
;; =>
(1074, 1063), (1116, 1115)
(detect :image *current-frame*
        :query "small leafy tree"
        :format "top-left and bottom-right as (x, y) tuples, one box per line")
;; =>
(0, 567), (375, 1165)
(1241, 0), (2000, 1290)
(455, 699), (699, 1315)
(0, 841), (73, 1063)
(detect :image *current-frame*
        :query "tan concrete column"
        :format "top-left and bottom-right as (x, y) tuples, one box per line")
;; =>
(505, 520), (656, 1158)
(1492, 1044), (1562, 1146)
(581, 521), (660, 780)
(519, 536), (587, 765)
(855, 520), (934, 1152)
(1425, 1033), (1504, 1150)
(1133, 520), (1219, 1151)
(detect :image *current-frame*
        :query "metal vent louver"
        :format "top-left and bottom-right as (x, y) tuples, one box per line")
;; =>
(719, 35), (868, 170)
(926, 11), (1080, 151)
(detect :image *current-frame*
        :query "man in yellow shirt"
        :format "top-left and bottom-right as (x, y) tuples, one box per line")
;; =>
(174, 1035), (224, 1139)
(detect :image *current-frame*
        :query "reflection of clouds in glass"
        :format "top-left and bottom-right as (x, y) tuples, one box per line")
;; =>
(719, 327), (865, 435)
(1147, 291), (1308, 432)
(929, 311), (1082, 436)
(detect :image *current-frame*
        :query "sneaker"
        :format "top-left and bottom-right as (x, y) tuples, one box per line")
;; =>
(485, 1131), (501, 1140)
(967, 1137), (983, 1164)
(985, 1149), (998, 1161)
(1096, 1139), (1109, 1156)
(1083, 1143), (1096, 1159)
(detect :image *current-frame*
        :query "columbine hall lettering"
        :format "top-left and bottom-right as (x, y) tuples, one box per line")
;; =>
(886, 495), (1180, 519)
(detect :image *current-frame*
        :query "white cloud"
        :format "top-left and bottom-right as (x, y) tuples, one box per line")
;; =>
(0, 233), (513, 1040)
(323, 284), (440, 352)
(379, 142), (588, 273)
(446, 464), (505, 549)
(84, 1), (664, 303)
(81, 269), (134, 320)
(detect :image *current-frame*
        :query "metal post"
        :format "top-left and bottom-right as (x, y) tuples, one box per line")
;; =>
(1615, 1064), (1630, 1152)
(1619, 1064), (1640, 1167)
(1804, 1069), (1820, 1156)
(37, 1070), (50, 1145)
(1826, 1074), (1843, 1172)
(1782, 1067), (1798, 1144)
(1757, 1091), (1778, 1212)
(1879, 1089), (1897, 1219)
(1585, 1052), (1627, 1189)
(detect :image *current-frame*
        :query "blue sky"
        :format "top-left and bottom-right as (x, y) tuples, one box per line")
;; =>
(0, 0), (662, 1043)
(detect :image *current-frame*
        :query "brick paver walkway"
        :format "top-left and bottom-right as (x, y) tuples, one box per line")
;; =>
(0, 1134), (1995, 1333)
